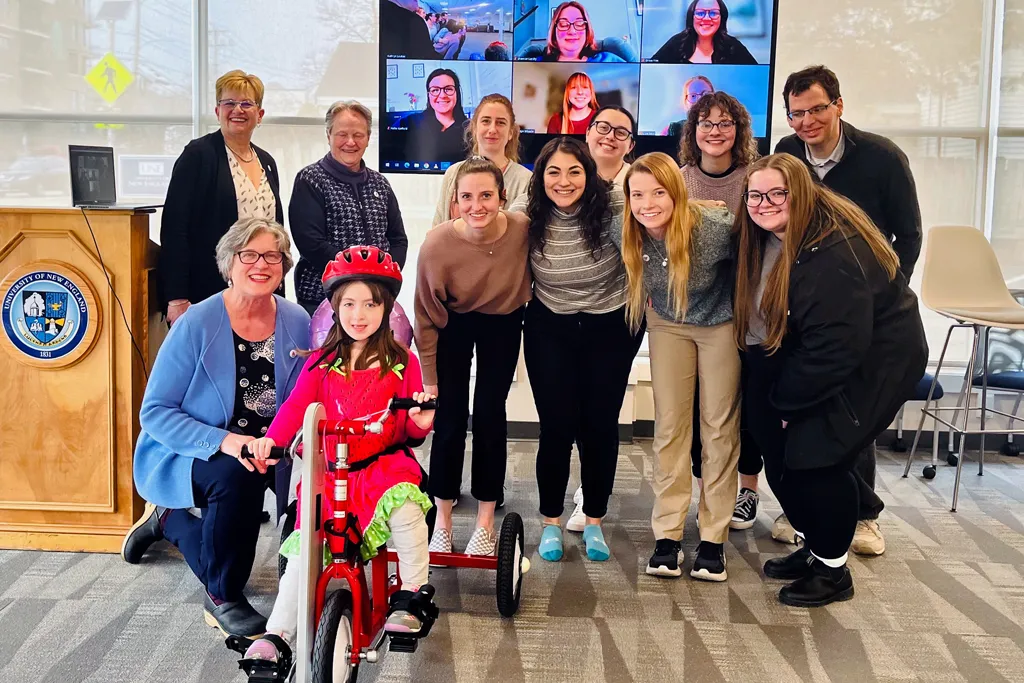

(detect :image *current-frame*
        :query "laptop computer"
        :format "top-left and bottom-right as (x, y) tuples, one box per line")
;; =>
(69, 145), (162, 210)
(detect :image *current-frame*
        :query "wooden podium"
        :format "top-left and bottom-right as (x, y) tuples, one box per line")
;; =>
(0, 208), (160, 552)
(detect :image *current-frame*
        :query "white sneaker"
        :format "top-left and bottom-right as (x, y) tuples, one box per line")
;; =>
(464, 527), (497, 556)
(566, 486), (586, 532)
(771, 513), (799, 545)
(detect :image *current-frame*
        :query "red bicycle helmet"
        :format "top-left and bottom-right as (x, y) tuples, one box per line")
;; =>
(321, 246), (402, 298)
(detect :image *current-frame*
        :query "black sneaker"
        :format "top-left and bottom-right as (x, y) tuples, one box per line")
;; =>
(645, 539), (682, 578)
(729, 488), (759, 530)
(778, 558), (854, 608)
(690, 541), (727, 582)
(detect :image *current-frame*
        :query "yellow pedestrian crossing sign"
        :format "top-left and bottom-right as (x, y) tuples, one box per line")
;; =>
(85, 53), (134, 104)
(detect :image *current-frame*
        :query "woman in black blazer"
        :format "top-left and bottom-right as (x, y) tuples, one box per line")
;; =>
(160, 70), (284, 324)
(733, 153), (926, 608)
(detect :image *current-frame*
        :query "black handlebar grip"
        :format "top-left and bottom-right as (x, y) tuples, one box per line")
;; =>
(240, 445), (289, 460)
(391, 397), (439, 412)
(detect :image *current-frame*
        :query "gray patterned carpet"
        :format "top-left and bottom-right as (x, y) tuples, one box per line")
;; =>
(3, 439), (1024, 682)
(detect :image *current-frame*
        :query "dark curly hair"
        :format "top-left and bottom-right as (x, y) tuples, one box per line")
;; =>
(678, 91), (758, 168)
(526, 136), (609, 256)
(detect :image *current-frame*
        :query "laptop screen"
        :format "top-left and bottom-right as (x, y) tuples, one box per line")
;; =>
(69, 145), (117, 206)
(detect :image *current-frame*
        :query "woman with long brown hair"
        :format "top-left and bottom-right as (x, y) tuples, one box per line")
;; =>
(735, 153), (926, 607)
(432, 94), (532, 226)
(611, 152), (739, 581)
(546, 72), (599, 135)
(540, 1), (626, 63)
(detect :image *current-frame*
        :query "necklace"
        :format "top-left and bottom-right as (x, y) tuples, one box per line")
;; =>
(227, 143), (255, 163)
(644, 238), (668, 268)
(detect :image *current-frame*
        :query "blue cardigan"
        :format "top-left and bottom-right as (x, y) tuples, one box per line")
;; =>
(134, 293), (310, 510)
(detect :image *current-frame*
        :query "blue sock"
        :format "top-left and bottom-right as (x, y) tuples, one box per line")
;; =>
(539, 524), (563, 562)
(583, 524), (610, 562)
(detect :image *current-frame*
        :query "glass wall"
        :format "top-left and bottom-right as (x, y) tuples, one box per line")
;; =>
(0, 0), (1018, 364)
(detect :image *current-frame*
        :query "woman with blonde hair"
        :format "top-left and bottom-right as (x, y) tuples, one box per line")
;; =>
(735, 153), (925, 607)
(610, 151), (739, 581)
(160, 70), (284, 325)
(432, 94), (532, 226)
(546, 72), (599, 135)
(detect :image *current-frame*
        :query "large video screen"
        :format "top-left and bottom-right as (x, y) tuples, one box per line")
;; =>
(379, 0), (778, 174)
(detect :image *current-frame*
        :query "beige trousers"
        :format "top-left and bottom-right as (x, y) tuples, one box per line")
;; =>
(647, 309), (741, 544)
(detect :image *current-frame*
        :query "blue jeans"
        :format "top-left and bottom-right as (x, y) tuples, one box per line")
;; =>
(162, 452), (273, 601)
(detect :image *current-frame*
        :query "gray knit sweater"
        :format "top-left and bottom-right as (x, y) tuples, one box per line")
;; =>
(608, 206), (735, 326)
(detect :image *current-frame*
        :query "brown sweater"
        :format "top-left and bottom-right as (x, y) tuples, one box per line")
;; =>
(414, 211), (532, 385)
(680, 164), (748, 216)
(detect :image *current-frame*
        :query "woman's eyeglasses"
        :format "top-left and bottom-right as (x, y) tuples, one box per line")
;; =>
(697, 120), (735, 133)
(556, 19), (588, 31)
(744, 189), (790, 207)
(693, 9), (721, 20)
(591, 120), (632, 141)
(236, 250), (285, 265)
(428, 86), (457, 97)
(218, 99), (257, 111)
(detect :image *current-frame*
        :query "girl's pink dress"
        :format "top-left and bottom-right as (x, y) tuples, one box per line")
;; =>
(267, 350), (432, 559)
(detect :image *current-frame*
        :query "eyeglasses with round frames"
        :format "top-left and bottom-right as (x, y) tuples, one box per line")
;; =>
(428, 86), (457, 97)
(697, 120), (735, 133)
(591, 120), (632, 141)
(744, 188), (790, 207)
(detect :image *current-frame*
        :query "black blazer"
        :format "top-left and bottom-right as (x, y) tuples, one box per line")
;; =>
(159, 129), (284, 306)
(775, 122), (923, 278)
(651, 32), (757, 64)
(768, 228), (927, 469)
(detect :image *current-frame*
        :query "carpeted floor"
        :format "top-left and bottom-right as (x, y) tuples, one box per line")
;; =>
(3, 439), (1024, 682)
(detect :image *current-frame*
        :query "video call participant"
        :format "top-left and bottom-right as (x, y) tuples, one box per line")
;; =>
(547, 71), (599, 134)
(734, 153), (925, 607)
(538, 1), (627, 62)
(160, 70), (283, 325)
(291, 101), (408, 316)
(399, 68), (470, 162)
(774, 65), (922, 557)
(381, 0), (438, 60)
(651, 0), (757, 65)
(433, 94), (532, 226)
(663, 75), (714, 137)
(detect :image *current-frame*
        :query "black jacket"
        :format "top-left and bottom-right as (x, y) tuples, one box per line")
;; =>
(775, 121), (922, 278)
(650, 32), (757, 64)
(766, 228), (927, 470)
(159, 129), (284, 305)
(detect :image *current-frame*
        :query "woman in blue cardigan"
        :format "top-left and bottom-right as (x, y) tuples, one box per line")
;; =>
(121, 217), (310, 638)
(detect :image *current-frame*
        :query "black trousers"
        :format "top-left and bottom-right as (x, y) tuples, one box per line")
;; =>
(162, 453), (273, 602)
(428, 307), (525, 502)
(693, 355), (884, 522)
(744, 346), (860, 560)
(524, 300), (645, 519)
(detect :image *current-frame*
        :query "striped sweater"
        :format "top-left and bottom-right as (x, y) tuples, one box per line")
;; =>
(508, 187), (628, 314)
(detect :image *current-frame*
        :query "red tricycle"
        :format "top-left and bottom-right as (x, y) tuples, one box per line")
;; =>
(227, 397), (529, 682)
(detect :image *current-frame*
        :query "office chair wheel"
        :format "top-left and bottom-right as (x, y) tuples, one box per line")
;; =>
(947, 453), (959, 467)
(891, 438), (907, 453)
(922, 465), (936, 480)
(1001, 442), (1020, 457)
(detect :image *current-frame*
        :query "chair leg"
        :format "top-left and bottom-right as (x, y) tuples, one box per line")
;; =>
(953, 326), (981, 512)
(980, 327), (990, 476)
(1005, 393), (1023, 455)
(897, 405), (905, 439)
(905, 325), (954, 477)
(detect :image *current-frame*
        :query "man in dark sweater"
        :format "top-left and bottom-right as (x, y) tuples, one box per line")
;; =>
(772, 65), (923, 557)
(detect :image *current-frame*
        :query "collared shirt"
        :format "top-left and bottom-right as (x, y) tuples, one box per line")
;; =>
(805, 134), (846, 180)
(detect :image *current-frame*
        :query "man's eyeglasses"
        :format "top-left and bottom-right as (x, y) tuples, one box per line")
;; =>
(787, 99), (838, 122)
(744, 189), (790, 208)
(555, 19), (588, 31)
(591, 120), (632, 141)
(693, 9), (721, 20)
(236, 250), (285, 265)
(428, 86), (457, 97)
(218, 99), (258, 111)
(697, 120), (735, 133)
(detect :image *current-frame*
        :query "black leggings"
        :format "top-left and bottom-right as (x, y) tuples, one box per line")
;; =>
(524, 300), (645, 519)
(428, 307), (525, 502)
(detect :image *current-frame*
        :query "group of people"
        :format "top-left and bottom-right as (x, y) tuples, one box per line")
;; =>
(120, 61), (926, 666)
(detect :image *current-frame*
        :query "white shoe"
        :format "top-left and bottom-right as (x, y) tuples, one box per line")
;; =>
(464, 526), (497, 556)
(771, 513), (799, 545)
(850, 520), (885, 556)
(566, 486), (586, 532)
(428, 527), (453, 567)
